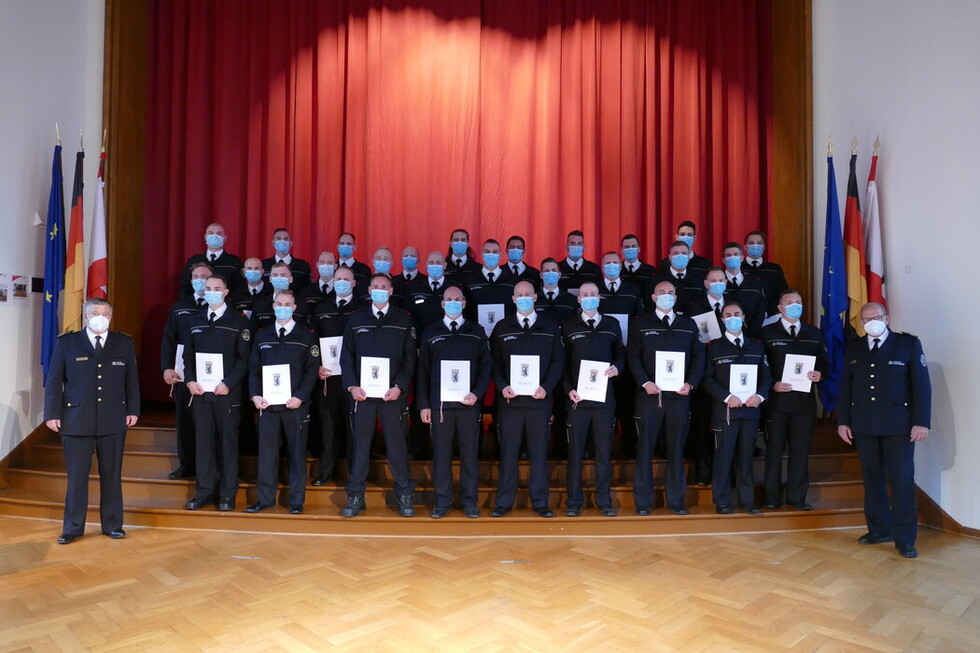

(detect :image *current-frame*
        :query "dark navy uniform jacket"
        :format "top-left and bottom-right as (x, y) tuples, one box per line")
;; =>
(648, 273), (704, 314)
(558, 258), (602, 293)
(180, 251), (244, 295)
(534, 289), (579, 328)
(760, 321), (830, 414)
(742, 260), (788, 316)
(703, 335), (772, 423)
(461, 268), (517, 324)
(444, 256), (481, 284)
(657, 253), (712, 280)
(340, 307), (417, 393)
(598, 278), (644, 319)
(228, 283), (272, 317)
(250, 293), (311, 332)
(627, 312), (706, 401)
(262, 255), (312, 292)
(405, 275), (462, 334)
(311, 292), (358, 339)
(837, 331), (931, 436)
(247, 322), (320, 410)
(44, 330), (141, 436)
(297, 280), (335, 311)
(181, 309), (252, 402)
(724, 275), (766, 336)
(561, 314), (626, 405)
(161, 296), (204, 372)
(490, 313), (565, 407)
(417, 318), (492, 411)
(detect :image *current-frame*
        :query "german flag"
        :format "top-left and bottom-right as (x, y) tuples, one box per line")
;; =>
(62, 149), (85, 333)
(843, 152), (867, 336)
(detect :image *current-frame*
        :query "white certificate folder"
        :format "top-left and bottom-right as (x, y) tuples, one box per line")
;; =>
(319, 336), (342, 376)
(729, 364), (758, 403)
(691, 311), (722, 343)
(440, 360), (471, 402)
(360, 356), (390, 398)
(654, 351), (686, 392)
(195, 353), (224, 392)
(510, 355), (540, 396)
(262, 364), (292, 405)
(782, 354), (816, 393)
(576, 360), (609, 403)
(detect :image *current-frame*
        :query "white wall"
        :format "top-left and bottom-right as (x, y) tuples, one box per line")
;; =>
(0, 0), (104, 459)
(813, 0), (980, 528)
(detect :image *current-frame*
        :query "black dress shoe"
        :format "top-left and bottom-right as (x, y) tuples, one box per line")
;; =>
(168, 467), (194, 480)
(896, 543), (918, 558)
(288, 505), (303, 514)
(430, 507), (447, 519)
(763, 503), (780, 510)
(185, 496), (211, 511)
(534, 505), (555, 518)
(858, 532), (894, 545)
(341, 495), (366, 518)
(715, 505), (733, 515)
(490, 506), (510, 518)
(565, 506), (581, 517)
(217, 497), (234, 512)
(635, 507), (650, 516)
(788, 502), (813, 511)
(397, 493), (415, 518)
(744, 505), (762, 515)
(311, 476), (330, 487)
(668, 505), (689, 515)
(244, 502), (274, 513)
(598, 506), (617, 517)
(57, 533), (80, 545)
(105, 529), (126, 539)
(463, 506), (480, 519)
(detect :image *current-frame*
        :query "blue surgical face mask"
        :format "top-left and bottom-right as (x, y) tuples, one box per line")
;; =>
(270, 276), (290, 291)
(243, 269), (263, 284)
(273, 239), (291, 255)
(444, 300), (463, 318)
(622, 246), (639, 262)
(274, 306), (294, 322)
(580, 296), (600, 312)
(603, 263), (621, 279)
(507, 248), (524, 264)
(724, 255), (743, 270)
(746, 243), (764, 258)
(205, 233), (224, 249)
(427, 264), (445, 279)
(191, 278), (207, 294)
(541, 271), (561, 287)
(337, 244), (354, 259)
(401, 256), (418, 272)
(515, 296), (535, 313)
(708, 281), (727, 297)
(677, 235), (695, 249)
(724, 316), (744, 333)
(373, 260), (392, 275)
(568, 245), (584, 259)
(333, 279), (352, 296)
(370, 288), (390, 305)
(450, 241), (468, 257)
(784, 303), (804, 320)
(483, 252), (500, 269)
(670, 254), (690, 270)
(655, 294), (676, 311)
(204, 290), (224, 307)
(317, 263), (335, 279)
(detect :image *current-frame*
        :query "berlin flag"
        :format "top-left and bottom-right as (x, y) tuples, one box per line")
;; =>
(864, 152), (887, 307)
(843, 152), (868, 336)
(87, 150), (108, 299)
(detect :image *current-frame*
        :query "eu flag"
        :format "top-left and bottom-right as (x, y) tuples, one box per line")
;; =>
(42, 144), (66, 379)
(819, 155), (847, 413)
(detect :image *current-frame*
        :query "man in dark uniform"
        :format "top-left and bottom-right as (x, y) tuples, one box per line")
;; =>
(534, 258), (578, 324)
(722, 242), (766, 337)
(161, 261), (211, 479)
(464, 239), (517, 331)
(179, 222), (244, 295)
(228, 256), (271, 318)
(310, 266), (359, 485)
(445, 228), (481, 282)
(251, 261), (311, 331)
(340, 274), (418, 517)
(245, 290), (319, 514)
(297, 250), (338, 311)
(742, 231), (789, 317)
(406, 251), (455, 333)
(45, 298), (140, 544)
(561, 283), (625, 517)
(657, 220), (712, 279)
(702, 301), (771, 515)
(182, 274), (252, 511)
(628, 280), (705, 515)
(504, 235), (541, 287)
(619, 233), (658, 306)
(336, 232), (372, 290)
(489, 280), (565, 517)
(392, 245), (421, 302)
(262, 227), (311, 292)
(838, 302), (931, 558)
(417, 285), (493, 518)
(558, 229), (601, 294)
(760, 290), (829, 511)
(650, 241), (704, 313)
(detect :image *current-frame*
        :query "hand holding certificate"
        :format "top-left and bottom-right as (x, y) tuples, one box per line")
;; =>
(575, 360), (609, 403)
(262, 364), (292, 406)
(691, 311), (722, 343)
(781, 354), (816, 393)
(319, 336), (342, 376)
(440, 360), (471, 403)
(360, 356), (390, 398)
(729, 364), (758, 403)
(195, 353), (224, 392)
(654, 351), (686, 392)
(509, 355), (540, 396)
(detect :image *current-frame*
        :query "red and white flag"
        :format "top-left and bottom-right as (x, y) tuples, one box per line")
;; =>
(864, 153), (886, 307)
(86, 150), (108, 299)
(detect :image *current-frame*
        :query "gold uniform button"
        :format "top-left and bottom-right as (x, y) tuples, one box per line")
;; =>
(871, 397), (876, 401)
(66, 403), (72, 407)
(98, 364), (103, 368)
(97, 375), (102, 379)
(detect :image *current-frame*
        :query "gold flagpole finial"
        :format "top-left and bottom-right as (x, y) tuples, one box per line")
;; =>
(873, 134), (880, 157)
(827, 136), (833, 157)
(851, 137), (858, 156)
(101, 128), (107, 153)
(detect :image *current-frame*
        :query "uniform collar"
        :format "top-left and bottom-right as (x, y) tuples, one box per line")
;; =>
(581, 311), (601, 325)
(725, 330), (744, 345)
(517, 311), (537, 328)
(85, 327), (108, 349)
(208, 303), (228, 320)
(867, 329), (890, 349)
(276, 254), (293, 265)
(443, 315), (464, 330)
(781, 317), (799, 334)
(205, 249), (224, 259)
(275, 319), (296, 335)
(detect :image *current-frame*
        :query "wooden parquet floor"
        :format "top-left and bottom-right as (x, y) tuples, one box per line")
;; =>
(1, 517), (978, 652)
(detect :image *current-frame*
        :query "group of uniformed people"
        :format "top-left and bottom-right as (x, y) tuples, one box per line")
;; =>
(153, 220), (931, 558)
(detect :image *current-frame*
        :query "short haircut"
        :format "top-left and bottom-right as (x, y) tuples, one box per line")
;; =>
(207, 273), (229, 287)
(778, 288), (803, 303)
(450, 228), (470, 239)
(601, 250), (620, 259)
(706, 265), (726, 276)
(272, 227), (289, 236)
(189, 261), (214, 274)
(83, 297), (111, 315)
(506, 235), (525, 247)
(722, 300), (744, 313)
(567, 229), (584, 239)
(744, 230), (766, 243)
(369, 273), (392, 285)
(723, 241), (744, 254)
(621, 233), (639, 244)
(677, 220), (697, 233)
(653, 279), (677, 292)
(274, 289), (296, 302)
(540, 257), (559, 267)
(339, 231), (356, 241)
(483, 238), (500, 247)
(669, 240), (690, 250)
(270, 261), (291, 272)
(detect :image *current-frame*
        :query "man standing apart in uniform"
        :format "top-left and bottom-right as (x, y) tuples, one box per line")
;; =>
(838, 302), (931, 558)
(45, 298), (140, 544)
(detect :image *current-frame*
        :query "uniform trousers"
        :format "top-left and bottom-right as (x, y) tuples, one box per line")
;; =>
(61, 432), (126, 536)
(172, 383), (195, 471)
(192, 399), (241, 500)
(712, 418), (758, 507)
(686, 388), (714, 483)
(256, 408), (309, 506)
(566, 403), (615, 509)
(634, 394), (691, 509)
(854, 433), (918, 545)
(764, 411), (815, 506)
(346, 398), (414, 497)
(496, 402), (551, 509)
(316, 378), (349, 479)
(430, 406), (482, 509)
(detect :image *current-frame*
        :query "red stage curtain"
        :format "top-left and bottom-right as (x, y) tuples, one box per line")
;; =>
(142, 0), (773, 398)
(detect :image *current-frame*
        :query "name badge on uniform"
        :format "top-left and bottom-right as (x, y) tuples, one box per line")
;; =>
(112, 360), (126, 366)
(357, 328), (370, 334)
(75, 356), (89, 361)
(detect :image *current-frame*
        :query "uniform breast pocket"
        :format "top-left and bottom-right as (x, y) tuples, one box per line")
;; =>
(65, 397), (83, 409)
